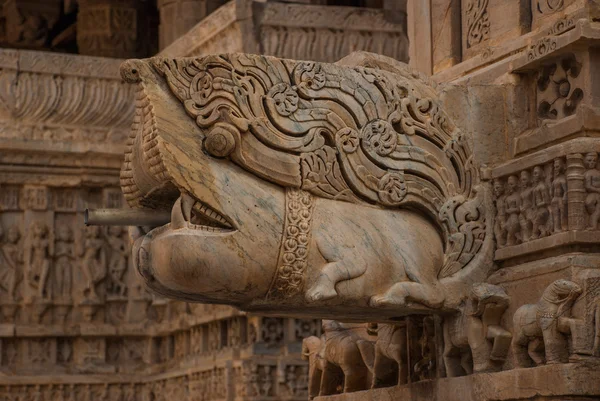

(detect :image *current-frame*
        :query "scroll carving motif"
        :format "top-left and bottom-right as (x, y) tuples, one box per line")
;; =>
(537, 0), (565, 14)
(527, 37), (557, 61)
(465, 0), (490, 48)
(547, 17), (575, 35)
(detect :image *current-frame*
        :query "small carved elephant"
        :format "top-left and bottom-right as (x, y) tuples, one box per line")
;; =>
(368, 323), (408, 388)
(512, 279), (582, 367)
(443, 283), (512, 377)
(301, 320), (374, 397)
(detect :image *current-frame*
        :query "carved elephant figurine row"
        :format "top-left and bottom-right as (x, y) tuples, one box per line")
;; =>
(302, 279), (595, 397)
(301, 320), (409, 398)
(444, 280), (593, 375)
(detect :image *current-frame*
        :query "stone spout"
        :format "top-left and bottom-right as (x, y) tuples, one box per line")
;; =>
(118, 51), (496, 322)
(84, 208), (171, 227)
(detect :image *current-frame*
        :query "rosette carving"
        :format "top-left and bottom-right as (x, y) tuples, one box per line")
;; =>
(378, 172), (407, 206)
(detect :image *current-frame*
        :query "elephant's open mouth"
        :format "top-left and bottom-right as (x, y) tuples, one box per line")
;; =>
(170, 192), (234, 233)
(130, 191), (236, 274)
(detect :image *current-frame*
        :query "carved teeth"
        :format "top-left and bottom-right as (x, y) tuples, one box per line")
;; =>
(170, 196), (187, 230)
(190, 200), (232, 229)
(171, 192), (233, 231)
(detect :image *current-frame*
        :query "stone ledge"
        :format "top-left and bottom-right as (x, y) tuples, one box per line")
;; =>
(491, 137), (600, 178)
(314, 362), (600, 401)
(494, 230), (600, 261)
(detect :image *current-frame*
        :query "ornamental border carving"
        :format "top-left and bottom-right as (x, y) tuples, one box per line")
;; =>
(267, 189), (315, 300)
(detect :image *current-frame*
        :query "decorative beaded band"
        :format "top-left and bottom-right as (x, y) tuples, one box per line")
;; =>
(266, 189), (314, 299)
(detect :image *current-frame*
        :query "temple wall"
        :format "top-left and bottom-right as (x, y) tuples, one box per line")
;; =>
(0, 1), (409, 400)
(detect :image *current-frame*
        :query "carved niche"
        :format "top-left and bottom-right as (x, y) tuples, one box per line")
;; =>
(120, 52), (495, 321)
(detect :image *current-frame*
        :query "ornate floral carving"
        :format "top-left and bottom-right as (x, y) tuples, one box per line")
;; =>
(465, 0), (490, 48)
(294, 62), (326, 90)
(362, 120), (397, 156)
(528, 37), (558, 61)
(537, 54), (583, 120)
(377, 171), (407, 206)
(268, 83), (299, 116)
(144, 54), (476, 218)
(336, 128), (360, 154)
(547, 17), (575, 35)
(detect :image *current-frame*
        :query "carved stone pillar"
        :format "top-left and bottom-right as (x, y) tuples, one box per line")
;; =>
(2, 0), (62, 49)
(566, 153), (586, 231)
(76, 0), (149, 58)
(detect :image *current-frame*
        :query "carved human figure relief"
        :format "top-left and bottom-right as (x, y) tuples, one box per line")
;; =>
(24, 221), (52, 300)
(0, 225), (22, 301)
(493, 178), (507, 247)
(504, 175), (522, 246)
(518, 170), (534, 242)
(106, 226), (128, 298)
(53, 224), (74, 300)
(531, 166), (551, 239)
(79, 226), (106, 301)
(551, 158), (568, 233)
(584, 152), (600, 230)
(120, 52), (494, 320)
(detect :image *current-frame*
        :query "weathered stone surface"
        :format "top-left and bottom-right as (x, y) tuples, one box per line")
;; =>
(0, 48), (317, 400)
